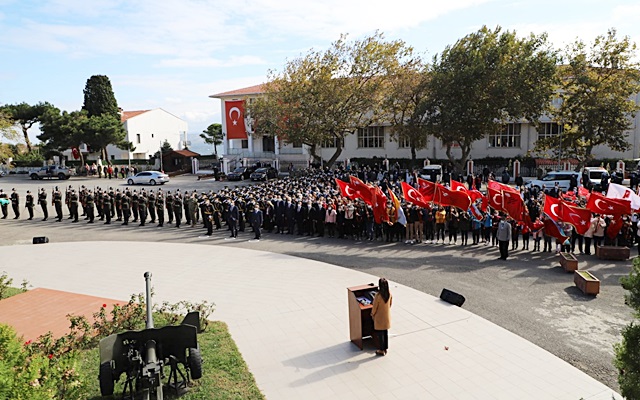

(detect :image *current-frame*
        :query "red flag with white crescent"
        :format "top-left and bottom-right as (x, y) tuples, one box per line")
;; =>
(434, 184), (471, 210)
(450, 179), (468, 193)
(372, 186), (389, 224)
(543, 195), (562, 222)
(560, 201), (592, 235)
(225, 100), (247, 139)
(488, 180), (519, 194)
(501, 190), (524, 220)
(487, 187), (503, 211)
(416, 178), (435, 202)
(586, 192), (631, 215)
(401, 182), (430, 209)
(349, 175), (373, 205)
(335, 178), (357, 200)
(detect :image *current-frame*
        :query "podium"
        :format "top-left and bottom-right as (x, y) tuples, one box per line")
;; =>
(347, 284), (378, 350)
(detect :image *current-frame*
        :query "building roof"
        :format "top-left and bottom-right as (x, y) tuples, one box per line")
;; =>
(165, 149), (200, 157)
(210, 84), (266, 99)
(121, 110), (151, 122)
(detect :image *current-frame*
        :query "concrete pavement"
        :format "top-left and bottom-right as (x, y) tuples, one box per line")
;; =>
(0, 241), (621, 399)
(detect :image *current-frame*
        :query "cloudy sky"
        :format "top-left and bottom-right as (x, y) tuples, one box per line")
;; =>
(1, 0), (639, 149)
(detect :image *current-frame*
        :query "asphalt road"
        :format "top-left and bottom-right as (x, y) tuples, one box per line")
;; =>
(0, 174), (634, 391)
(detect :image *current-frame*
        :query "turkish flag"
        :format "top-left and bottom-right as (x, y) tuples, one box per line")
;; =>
(349, 176), (373, 205)
(543, 195), (562, 222)
(335, 178), (357, 200)
(372, 186), (389, 224)
(470, 203), (484, 220)
(416, 178), (436, 201)
(586, 192), (631, 215)
(401, 182), (430, 209)
(225, 100), (247, 139)
(435, 184), (471, 210)
(607, 216), (624, 239)
(487, 187), (503, 211)
(578, 186), (591, 201)
(543, 215), (569, 242)
(450, 179), (468, 193)
(488, 180), (519, 195)
(468, 189), (484, 202)
(480, 194), (489, 212)
(501, 191), (524, 220)
(560, 201), (592, 235)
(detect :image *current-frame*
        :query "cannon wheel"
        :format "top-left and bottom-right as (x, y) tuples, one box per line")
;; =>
(188, 347), (203, 380)
(99, 362), (115, 396)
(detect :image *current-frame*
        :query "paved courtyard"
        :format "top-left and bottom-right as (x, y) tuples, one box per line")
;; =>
(0, 241), (622, 399)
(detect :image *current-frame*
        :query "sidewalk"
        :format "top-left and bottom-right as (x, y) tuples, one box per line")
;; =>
(0, 241), (621, 399)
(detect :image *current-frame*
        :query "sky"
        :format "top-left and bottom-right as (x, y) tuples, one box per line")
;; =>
(1, 0), (640, 153)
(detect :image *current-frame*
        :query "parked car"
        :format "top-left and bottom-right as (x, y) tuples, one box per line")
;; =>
(525, 170), (580, 192)
(227, 166), (255, 181)
(250, 167), (278, 181)
(127, 171), (170, 185)
(419, 165), (443, 182)
(30, 166), (71, 180)
(582, 167), (608, 191)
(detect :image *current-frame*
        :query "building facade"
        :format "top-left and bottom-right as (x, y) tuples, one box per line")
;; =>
(210, 84), (640, 169)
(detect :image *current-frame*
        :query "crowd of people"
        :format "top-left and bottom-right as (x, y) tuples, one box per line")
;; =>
(1, 167), (639, 260)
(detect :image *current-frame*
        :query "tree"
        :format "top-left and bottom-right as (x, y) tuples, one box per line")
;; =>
(614, 256), (640, 399)
(249, 32), (414, 168)
(82, 75), (120, 119)
(200, 123), (223, 157)
(38, 108), (89, 166)
(382, 57), (430, 162)
(82, 75), (125, 159)
(0, 102), (54, 152)
(535, 29), (640, 167)
(419, 26), (558, 173)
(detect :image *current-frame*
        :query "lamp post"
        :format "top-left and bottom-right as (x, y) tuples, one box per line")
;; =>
(159, 140), (163, 173)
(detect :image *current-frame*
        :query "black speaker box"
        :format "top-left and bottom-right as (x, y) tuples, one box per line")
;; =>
(440, 288), (465, 307)
(32, 236), (49, 244)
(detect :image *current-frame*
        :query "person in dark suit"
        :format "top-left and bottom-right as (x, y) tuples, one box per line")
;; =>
(252, 205), (263, 240)
(228, 200), (239, 238)
(285, 198), (295, 234)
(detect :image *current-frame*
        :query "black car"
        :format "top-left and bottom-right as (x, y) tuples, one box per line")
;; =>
(227, 167), (254, 181)
(250, 167), (278, 181)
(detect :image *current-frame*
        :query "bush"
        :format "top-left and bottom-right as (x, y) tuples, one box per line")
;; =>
(614, 256), (640, 398)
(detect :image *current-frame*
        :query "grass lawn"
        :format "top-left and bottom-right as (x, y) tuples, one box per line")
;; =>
(78, 321), (265, 400)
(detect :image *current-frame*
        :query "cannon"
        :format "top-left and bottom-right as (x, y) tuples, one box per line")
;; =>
(98, 272), (203, 399)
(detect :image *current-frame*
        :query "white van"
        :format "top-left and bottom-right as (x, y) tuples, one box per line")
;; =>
(525, 170), (580, 192)
(419, 165), (443, 182)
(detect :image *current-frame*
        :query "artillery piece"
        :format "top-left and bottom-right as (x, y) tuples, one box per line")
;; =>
(98, 272), (203, 399)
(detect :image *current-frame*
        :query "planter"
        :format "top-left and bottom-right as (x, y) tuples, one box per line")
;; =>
(559, 252), (579, 272)
(596, 246), (630, 261)
(574, 270), (600, 296)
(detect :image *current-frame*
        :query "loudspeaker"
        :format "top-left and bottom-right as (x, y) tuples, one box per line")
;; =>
(32, 236), (49, 244)
(440, 288), (465, 307)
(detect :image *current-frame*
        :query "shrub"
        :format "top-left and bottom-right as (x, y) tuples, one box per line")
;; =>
(614, 256), (640, 398)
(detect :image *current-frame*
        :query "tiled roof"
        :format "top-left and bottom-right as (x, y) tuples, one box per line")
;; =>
(210, 84), (265, 98)
(167, 149), (200, 157)
(121, 110), (150, 122)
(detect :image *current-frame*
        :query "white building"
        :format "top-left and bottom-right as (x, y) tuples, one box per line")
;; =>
(64, 108), (188, 163)
(210, 84), (640, 169)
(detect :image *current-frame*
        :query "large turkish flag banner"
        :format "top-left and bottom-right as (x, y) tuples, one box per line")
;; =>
(225, 100), (248, 139)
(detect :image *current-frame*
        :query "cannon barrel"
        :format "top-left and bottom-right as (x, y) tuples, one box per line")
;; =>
(144, 271), (154, 329)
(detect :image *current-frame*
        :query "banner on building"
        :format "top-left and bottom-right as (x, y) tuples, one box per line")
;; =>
(225, 100), (248, 140)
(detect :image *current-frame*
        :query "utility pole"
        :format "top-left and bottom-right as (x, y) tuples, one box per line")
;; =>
(159, 140), (163, 172)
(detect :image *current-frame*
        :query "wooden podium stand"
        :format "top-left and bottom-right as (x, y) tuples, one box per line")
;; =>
(347, 284), (378, 350)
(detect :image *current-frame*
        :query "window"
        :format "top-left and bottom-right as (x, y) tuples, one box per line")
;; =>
(537, 122), (563, 140)
(292, 140), (302, 148)
(488, 124), (521, 148)
(322, 137), (343, 148)
(398, 136), (411, 148)
(262, 136), (275, 152)
(110, 155), (115, 160)
(357, 126), (385, 148)
(241, 140), (249, 149)
(151, 134), (154, 138)
(136, 134), (141, 144)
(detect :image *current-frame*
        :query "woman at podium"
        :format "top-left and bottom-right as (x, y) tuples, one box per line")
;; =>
(371, 278), (392, 356)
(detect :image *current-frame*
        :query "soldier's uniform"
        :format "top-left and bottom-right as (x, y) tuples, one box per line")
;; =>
(203, 199), (214, 235)
(25, 190), (34, 220)
(121, 191), (131, 225)
(102, 192), (112, 224)
(0, 189), (8, 219)
(53, 187), (63, 221)
(148, 190), (156, 223)
(10, 188), (20, 219)
(131, 191), (139, 222)
(65, 186), (73, 219)
(96, 189), (104, 220)
(173, 190), (183, 228)
(155, 189), (165, 227)
(70, 189), (79, 222)
(115, 190), (123, 221)
(109, 189), (116, 218)
(138, 192), (148, 226)
(85, 191), (95, 223)
(183, 191), (191, 225)
(165, 191), (174, 224)
(38, 189), (48, 221)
